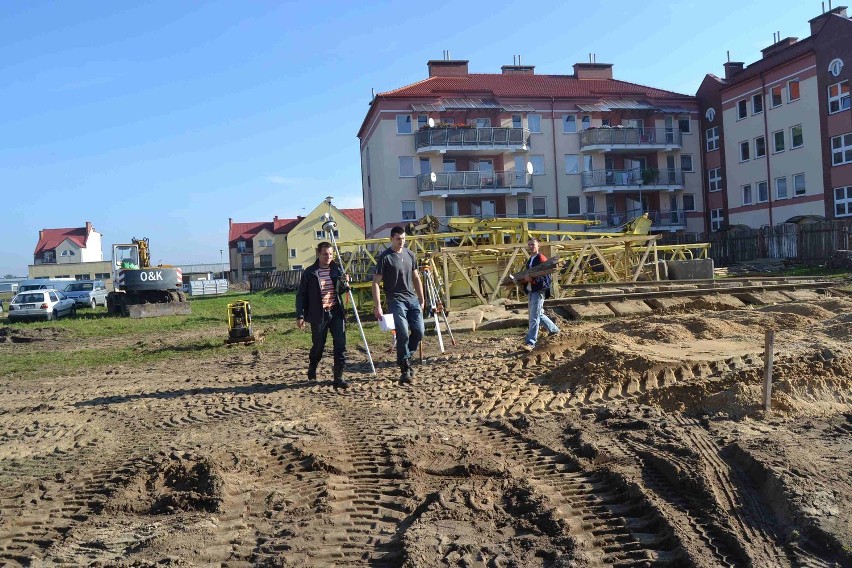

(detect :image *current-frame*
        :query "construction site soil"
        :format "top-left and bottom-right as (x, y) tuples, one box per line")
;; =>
(1, 295), (850, 567)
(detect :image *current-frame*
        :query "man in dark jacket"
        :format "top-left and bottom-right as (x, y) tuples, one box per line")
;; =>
(520, 237), (559, 351)
(295, 241), (349, 389)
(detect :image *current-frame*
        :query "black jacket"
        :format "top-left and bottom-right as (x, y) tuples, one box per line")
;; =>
(295, 260), (348, 325)
(525, 253), (552, 297)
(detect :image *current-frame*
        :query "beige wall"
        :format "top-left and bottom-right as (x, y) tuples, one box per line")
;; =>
(29, 260), (113, 288)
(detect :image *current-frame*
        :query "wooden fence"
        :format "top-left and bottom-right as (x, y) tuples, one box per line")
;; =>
(695, 221), (852, 266)
(249, 270), (302, 292)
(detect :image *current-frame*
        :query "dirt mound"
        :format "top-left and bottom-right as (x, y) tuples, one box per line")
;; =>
(535, 344), (662, 391)
(110, 453), (224, 515)
(757, 303), (836, 320)
(0, 325), (72, 344)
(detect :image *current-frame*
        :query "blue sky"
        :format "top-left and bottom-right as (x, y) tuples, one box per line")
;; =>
(0, 0), (826, 276)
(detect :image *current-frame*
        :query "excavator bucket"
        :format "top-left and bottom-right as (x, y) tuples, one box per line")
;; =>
(127, 302), (192, 319)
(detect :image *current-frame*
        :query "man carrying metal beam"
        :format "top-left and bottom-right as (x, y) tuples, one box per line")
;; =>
(520, 237), (560, 351)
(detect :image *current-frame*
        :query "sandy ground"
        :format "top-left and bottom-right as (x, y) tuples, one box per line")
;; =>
(0, 294), (850, 567)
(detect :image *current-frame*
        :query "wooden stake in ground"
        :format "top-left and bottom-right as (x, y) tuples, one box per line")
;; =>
(763, 329), (775, 412)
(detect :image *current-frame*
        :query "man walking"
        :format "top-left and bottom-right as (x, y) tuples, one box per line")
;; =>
(296, 241), (349, 389)
(372, 226), (425, 384)
(521, 237), (559, 351)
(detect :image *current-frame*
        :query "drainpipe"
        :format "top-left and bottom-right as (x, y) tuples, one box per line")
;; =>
(760, 71), (774, 227)
(697, 112), (709, 235)
(551, 97), (561, 229)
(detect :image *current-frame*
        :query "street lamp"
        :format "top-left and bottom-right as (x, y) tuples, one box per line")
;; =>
(219, 249), (224, 279)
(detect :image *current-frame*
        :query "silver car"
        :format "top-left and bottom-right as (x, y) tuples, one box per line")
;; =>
(63, 280), (109, 308)
(7, 289), (77, 322)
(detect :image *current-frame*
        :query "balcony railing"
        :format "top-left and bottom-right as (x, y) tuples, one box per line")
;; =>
(415, 127), (529, 151)
(579, 127), (683, 149)
(417, 170), (533, 194)
(581, 168), (685, 189)
(586, 209), (688, 228)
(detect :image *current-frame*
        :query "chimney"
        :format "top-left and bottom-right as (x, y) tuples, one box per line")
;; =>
(501, 64), (535, 75)
(427, 59), (469, 77)
(273, 215), (278, 222)
(761, 37), (798, 59)
(723, 61), (745, 79)
(810, 6), (848, 35)
(573, 62), (613, 80)
(85, 221), (92, 234)
(39, 229), (44, 243)
(228, 217), (233, 229)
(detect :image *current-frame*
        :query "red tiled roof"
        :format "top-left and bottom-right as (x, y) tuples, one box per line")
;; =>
(34, 227), (89, 255)
(273, 217), (301, 234)
(228, 221), (272, 246)
(339, 208), (366, 231)
(379, 74), (691, 99)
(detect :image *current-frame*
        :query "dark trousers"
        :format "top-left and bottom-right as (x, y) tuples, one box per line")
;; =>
(309, 310), (346, 368)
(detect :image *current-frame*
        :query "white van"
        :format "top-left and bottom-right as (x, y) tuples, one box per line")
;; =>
(17, 278), (78, 294)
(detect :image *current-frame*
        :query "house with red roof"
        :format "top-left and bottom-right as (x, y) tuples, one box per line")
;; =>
(228, 201), (365, 280)
(357, 58), (705, 238)
(28, 221), (112, 283)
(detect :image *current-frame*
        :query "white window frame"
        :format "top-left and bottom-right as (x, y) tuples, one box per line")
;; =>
(752, 93), (764, 115)
(739, 140), (750, 162)
(790, 125), (803, 149)
(793, 173), (806, 196)
(581, 115), (591, 130)
(680, 154), (693, 172)
(289, 248), (296, 258)
(742, 183), (753, 206)
(562, 115), (576, 133)
(530, 155), (545, 175)
(710, 208), (724, 231)
(398, 156), (415, 177)
(737, 99), (748, 120)
(775, 176), (788, 200)
(401, 200), (416, 221)
(772, 130), (785, 153)
(831, 133), (852, 166)
(754, 135), (766, 159)
(512, 114), (522, 128)
(678, 116), (691, 134)
(788, 79), (800, 102)
(532, 197), (547, 217)
(417, 115), (428, 130)
(835, 186), (852, 217)
(314, 230), (325, 240)
(770, 85), (783, 108)
(564, 154), (579, 174)
(708, 168), (722, 192)
(528, 113), (542, 133)
(828, 80), (850, 114)
(706, 126), (719, 151)
(475, 117), (492, 128)
(757, 181), (769, 203)
(396, 114), (412, 134)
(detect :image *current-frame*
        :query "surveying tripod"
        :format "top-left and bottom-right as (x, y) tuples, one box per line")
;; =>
(420, 262), (456, 353)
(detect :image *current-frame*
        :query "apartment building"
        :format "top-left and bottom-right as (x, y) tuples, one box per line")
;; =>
(357, 59), (705, 238)
(696, 6), (852, 230)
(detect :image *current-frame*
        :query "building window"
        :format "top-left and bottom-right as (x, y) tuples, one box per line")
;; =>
(739, 140), (750, 162)
(291, 265), (303, 270)
(793, 173), (806, 196)
(831, 133), (852, 165)
(581, 115), (591, 130)
(737, 99), (748, 119)
(530, 155), (545, 175)
(396, 115), (412, 134)
(563, 115), (576, 133)
(790, 125), (803, 149)
(512, 115), (522, 128)
(417, 115), (428, 130)
(517, 198), (527, 217)
(401, 200), (416, 221)
(260, 255), (273, 268)
(753, 93), (764, 114)
(711, 208), (724, 231)
(399, 156), (415, 177)
(788, 79), (800, 102)
(828, 81), (850, 114)
(708, 168), (722, 192)
(474, 118), (491, 128)
(532, 197), (546, 217)
(683, 194), (695, 211)
(680, 154), (693, 172)
(315, 230), (325, 239)
(289, 248), (296, 258)
(678, 116), (691, 134)
(565, 154), (579, 174)
(565, 196), (581, 215)
(95, 273), (110, 279)
(742, 184), (753, 205)
(237, 241), (246, 253)
(754, 135), (766, 158)
(445, 200), (458, 216)
(422, 201), (432, 216)
(528, 114), (541, 133)
(75, 274), (90, 281)
(706, 126), (719, 151)
(757, 181), (769, 203)
(835, 186), (852, 217)
(440, 117), (454, 126)
(61, 250), (68, 256)
(772, 130), (785, 153)
(770, 85), (783, 107)
(775, 176), (788, 199)
(241, 256), (254, 269)
(585, 195), (595, 213)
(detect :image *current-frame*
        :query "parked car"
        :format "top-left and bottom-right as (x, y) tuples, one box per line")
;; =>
(6, 289), (77, 322)
(63, 280), (109, 308)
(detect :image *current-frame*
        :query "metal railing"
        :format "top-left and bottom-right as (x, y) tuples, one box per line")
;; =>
(581, 168), (685, 189)
(415, 127), (529, 150)
(417, 170), (533, 194)
(579, 127), (683, 148)
(585, 209), (688, 228)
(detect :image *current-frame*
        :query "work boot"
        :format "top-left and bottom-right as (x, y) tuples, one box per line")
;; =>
(398, 360), (413, 385)
(332, 364), (348, 389)
(307, 360), (319, 381)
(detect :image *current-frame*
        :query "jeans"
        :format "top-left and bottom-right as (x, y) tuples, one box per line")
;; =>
(388, 296), (424, 364)
(309, 309), (346, 368)
(525, 290), (559, 346)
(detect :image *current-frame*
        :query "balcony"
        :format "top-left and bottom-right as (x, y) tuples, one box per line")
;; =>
(579, 127), (682, 152)
(581, 168), (685, 193)
(586, 209), (688, 231)
(415, 127), (529, 154)
(417, 170), (533, 197)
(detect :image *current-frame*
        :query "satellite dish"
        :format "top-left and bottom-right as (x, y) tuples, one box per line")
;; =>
(430, 172), (437, 183)
(526, 161), (534, 175)
(428, 117), (436, 128)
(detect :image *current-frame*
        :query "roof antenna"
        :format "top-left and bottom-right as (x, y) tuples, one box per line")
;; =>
(727, 50), (731, 62)
(518, 54), (522, 66)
